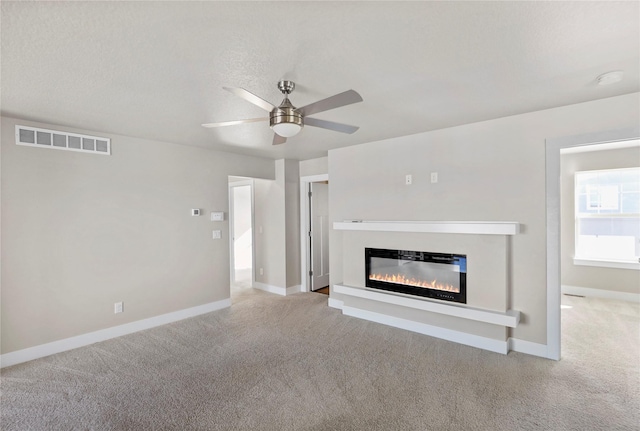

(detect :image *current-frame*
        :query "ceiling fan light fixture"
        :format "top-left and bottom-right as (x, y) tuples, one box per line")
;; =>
(203, 80), (362, 145)
(272, 122), (302, 138)
(270, 102), (303, 137)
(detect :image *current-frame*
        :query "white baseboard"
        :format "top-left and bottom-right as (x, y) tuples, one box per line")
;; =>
(328, 297), (344, 310)
(253, 282), (300, 296)
(562, 285), (640, 303)
(253, 282), (286, 296)
(286, 285), (301, 295)
(0, 298), (231, 369)
(508, 338), (550, 359)
(341, 305), (508, 354)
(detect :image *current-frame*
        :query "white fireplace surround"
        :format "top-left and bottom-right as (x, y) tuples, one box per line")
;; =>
(334, 220), (520, 235)
(333, 284), (520, 327)
(333, 219), (521, 354)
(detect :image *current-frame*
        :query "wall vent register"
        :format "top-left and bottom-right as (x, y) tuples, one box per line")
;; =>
(15, 125), (110, 155)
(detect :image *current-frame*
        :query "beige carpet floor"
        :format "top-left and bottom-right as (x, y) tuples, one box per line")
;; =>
(1, 288), (638, 430)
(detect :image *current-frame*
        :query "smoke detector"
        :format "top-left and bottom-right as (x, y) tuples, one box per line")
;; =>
(596, 71), (624, 86)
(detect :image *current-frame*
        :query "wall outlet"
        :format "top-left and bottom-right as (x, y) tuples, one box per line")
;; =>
(259, 268), (264, 275)
(114, 302), (124, 314)
(211, 211), (224, 221)
(405, 174), (412, 185)
(212, 230), (221, 239)
(431, 172), (438, 183)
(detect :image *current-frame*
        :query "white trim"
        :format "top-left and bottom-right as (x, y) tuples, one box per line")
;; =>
(333, 220), (520, 235)
(573, 258), (640, 271)
(561, 139), (639, 154)
(301, 174), (329, 183)
(228, 179), (255, 289)
(253, 282), (300, 296)
(300, 173), (329, 293)
(341, 305), (508, 354)
(0, 298), (231, 369)
(328, 297), (344, 310)
(546, 127), (640, 362)
(334, 284), (520, 327)
(562, 285), (640, 303)
(508, 338), (549, 358)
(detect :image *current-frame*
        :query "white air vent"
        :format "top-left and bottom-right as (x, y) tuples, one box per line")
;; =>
(15, 125), (110, 155)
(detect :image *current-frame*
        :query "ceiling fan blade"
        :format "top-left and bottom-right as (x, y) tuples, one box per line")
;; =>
(296, 90), (363, 117)
(304, 117), (359, 134)
(223, 87), (278, 112)
(272, 133), (287, 145)
(202, 117), (268, 128)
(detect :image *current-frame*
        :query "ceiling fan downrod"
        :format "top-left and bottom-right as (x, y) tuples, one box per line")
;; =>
(271, 80), (303, 137)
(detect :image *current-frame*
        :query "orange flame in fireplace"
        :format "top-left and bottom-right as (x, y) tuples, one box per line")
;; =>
(369, 273), (460, 293)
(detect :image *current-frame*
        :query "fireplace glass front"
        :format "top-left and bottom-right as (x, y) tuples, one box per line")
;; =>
(365, 248), (467, 303)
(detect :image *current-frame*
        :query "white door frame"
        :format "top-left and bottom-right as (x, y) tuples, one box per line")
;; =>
(545, 126), (639, 361)
(228, 179), (255, 287)
(299, 174), (329, 293)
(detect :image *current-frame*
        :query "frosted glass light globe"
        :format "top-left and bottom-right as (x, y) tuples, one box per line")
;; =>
(272, 123), (302, 138)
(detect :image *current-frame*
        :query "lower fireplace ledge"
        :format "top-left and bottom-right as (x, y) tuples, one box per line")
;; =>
(333, 284), (520, 328)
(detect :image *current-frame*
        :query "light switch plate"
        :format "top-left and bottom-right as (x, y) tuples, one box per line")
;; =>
(191, 209), (201, 216)
(211, 211), (224, 221)
(212, 230), (221, 239)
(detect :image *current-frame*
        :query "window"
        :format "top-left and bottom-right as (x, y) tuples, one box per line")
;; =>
(574, 167), (640, 268)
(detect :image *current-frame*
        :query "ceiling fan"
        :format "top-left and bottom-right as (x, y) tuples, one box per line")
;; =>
(202, 80), (363, 145)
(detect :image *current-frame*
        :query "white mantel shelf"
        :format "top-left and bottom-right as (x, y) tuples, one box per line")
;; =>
(334, 284), (520, 328)
(333, 220), (520, 235)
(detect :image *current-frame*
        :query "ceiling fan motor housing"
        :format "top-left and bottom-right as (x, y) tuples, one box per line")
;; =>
(270, 95), (303, 136)
(270, 107), (303, 128)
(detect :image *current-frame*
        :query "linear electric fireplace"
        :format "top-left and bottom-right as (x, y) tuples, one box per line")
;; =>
(365, 248), (467, 303)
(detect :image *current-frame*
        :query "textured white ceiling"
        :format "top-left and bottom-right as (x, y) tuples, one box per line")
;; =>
(2, 1), (638, 160)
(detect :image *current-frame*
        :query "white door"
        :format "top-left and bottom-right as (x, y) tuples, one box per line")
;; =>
(310, 182), (329, 290)
(230, 184), (253, 287)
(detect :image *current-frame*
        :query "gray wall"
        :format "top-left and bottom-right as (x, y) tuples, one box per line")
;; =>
(283, 160), (301, 288)
(299, 157), (328, 177)
(252, 159), (300, 289)
(560, 146), (640, 293)
(1, 116), (274, 354)
(253, 177), (286, 287)
(329, 93), (639, 346)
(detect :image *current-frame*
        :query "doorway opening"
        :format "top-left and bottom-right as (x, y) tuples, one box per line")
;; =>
(229, 178), (254, 290)
(545, 127), (639, 360)
(300, 174), (330, 294)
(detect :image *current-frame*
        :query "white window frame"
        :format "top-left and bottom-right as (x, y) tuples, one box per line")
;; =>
(573, 166), (640, 270)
